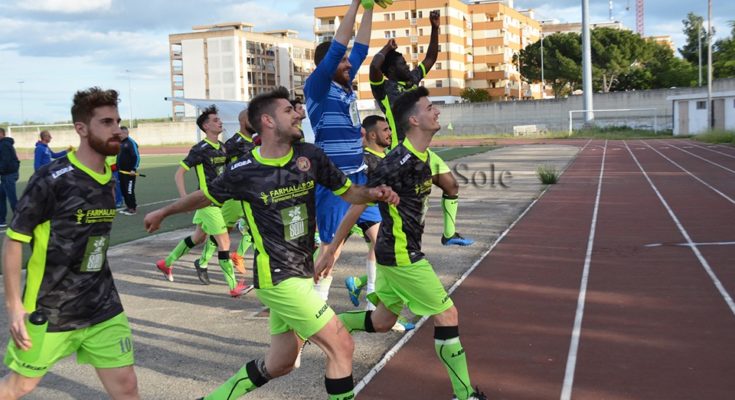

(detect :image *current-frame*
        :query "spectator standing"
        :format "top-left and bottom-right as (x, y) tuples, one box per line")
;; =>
(117, 127), (140, 215)
(33, 130), (71, 171)
(0, 127), (20, 228)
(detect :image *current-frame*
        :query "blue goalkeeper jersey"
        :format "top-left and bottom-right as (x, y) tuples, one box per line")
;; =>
(304, 40), (368, 175)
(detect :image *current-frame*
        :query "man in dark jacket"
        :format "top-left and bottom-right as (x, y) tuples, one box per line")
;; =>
(34, 130), (71, 171)
(116, 126), (140, 215)
(0, 127), (20, 227)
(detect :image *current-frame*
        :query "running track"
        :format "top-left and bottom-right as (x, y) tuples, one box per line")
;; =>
(358, 139), (735, 400)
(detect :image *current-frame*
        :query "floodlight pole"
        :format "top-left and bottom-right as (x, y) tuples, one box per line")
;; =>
(581, 0), (594, 125)
(706, 0), (713, 130)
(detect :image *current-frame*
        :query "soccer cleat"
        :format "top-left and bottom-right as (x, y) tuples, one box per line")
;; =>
(230, 252), (245, 273)
(0, 223), (7, 228)
(230, 279), (254, 298)
(193, 259), (210, 285)
(118, 208), (136, 216)
(391, 316), (415, 332)
(155, 259), (174, 282)
(451, 386), (487, 400)
(345, 276), (363, 307)
(441, 232), (475, 247)
(294, 340), (310, 369)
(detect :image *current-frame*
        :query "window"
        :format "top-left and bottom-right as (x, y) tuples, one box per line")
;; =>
(418, 11), (423, 18)
(419, 46), (424, 53)
(435, 80), (443, 88)
(405, 12), (409, 19)
(438, 45), (442, 52)
(419, 28), (424, 36)
(436, 63), (442, 70)
(405, 30), (410, 37)
(696, 101), (706, 110)
(385, 31), (391, 38)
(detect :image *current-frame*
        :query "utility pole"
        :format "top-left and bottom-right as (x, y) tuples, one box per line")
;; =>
(698, 20), (702, 87)
(706, 0), (712, 130)
(17, 81), (25, 124)
(581, 0), (594, 125)
(540, 32), (545, 97)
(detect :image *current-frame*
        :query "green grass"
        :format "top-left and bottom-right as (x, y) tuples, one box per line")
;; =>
(537, 165), (560, 184)
(429, 145), (496, 161)
(692, 130), (735, 144)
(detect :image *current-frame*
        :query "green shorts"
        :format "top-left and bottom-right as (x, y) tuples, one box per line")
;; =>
(193, 205), (228, 235)
(428, 149), (450, 176)
(4, 313), (134, 378)
(256, 277), (335, 339)
(221, 199), (245, 228)
(367, 259), (454, 317)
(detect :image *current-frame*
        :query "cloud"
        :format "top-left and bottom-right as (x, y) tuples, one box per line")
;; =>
(17, 0), (112, 13)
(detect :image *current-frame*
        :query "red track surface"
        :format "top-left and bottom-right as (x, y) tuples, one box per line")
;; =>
(358, 139), (735, 400)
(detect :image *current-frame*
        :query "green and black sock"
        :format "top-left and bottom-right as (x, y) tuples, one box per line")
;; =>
(338, 310), (374, 333)
(435, 326), (473, 400)
(237, 233), (252, 257)
(218, 251), (237, 290)
(325, 375), (354, 400)
(198, 236), (218, 268)
(441, 194), (459, 239)
(165, 236), (196, 266)
(204, 359), (269, 400)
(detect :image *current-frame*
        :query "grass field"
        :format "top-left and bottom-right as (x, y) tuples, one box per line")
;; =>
(0, 145), (494, 269)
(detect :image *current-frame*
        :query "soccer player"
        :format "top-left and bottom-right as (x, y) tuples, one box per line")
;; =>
(304, 0), (381, 300)
(195, 109), (255, 281)
(317, 87), (486, 400)
(0, 87), (140, 399)
(143, 87), (398, 400)
(154, 105), (249, 297)
(370, 10), (474, 247)
(117, 126), (140, 216)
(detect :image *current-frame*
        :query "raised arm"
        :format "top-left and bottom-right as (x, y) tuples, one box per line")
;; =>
(421, 10), (441, 71)
(370, 39), (397, 82)
(355, 2), (374, 46)
(335, 0), (362, 46)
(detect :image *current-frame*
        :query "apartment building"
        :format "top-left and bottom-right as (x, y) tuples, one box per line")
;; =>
(314, 0), (541, 106)
(169, 22), (314, 119)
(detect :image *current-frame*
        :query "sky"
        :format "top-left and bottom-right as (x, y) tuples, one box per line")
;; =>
(1, 0), (732, 124)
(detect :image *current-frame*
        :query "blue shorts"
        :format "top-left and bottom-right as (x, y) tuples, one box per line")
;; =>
(316, 170), (381, 244)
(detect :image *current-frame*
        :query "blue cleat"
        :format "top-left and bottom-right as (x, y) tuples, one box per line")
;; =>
(441, 232), (474, 246)
(345, 276), (362, 307)
(391, 316), (415, 332)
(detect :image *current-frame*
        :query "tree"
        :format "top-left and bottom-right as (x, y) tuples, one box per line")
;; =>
(518, 32), (582, 98)
(590, 28), (653, 92)
(615, 40), (696, 90)
(460, 87), (490, 102)
(678, 12), (714, 66)
(714, 21), (735, 78)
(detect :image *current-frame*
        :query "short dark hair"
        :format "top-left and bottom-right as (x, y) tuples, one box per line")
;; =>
(392, 86), (430, 137)
(71, 87), (119, 124)
(362, 115), (386, 133)
(381, 50), (404, 77)
(290, 98), (303, 108)
(248, 87), (290, 133)
(314, 41), (332, 66)
(196, 105), (218, 131)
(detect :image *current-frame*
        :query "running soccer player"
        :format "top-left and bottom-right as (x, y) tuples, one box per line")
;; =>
(0, 87), (140, 399)
(195, 109), (255, 281)
(370, 10), (474, 247)
(317, 87), (486, 400)
(144, 87), (398, 400)
(154, 105), (250, 297)
(304, 0), (381, 300)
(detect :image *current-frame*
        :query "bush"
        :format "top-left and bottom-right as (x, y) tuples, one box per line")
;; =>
(693, 130), (735, 144)
(537, 165), (560, 184)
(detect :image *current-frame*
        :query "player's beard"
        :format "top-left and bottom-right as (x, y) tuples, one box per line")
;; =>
(88, 130), (121, 156)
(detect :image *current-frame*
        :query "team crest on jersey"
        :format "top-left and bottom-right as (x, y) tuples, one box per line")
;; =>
(296, 156), (311, 172)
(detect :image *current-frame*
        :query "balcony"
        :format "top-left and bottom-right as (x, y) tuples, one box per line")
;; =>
(315, 24), (336, 33)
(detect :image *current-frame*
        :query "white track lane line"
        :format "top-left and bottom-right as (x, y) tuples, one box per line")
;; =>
(641, 141), (735, 205)
(355, 139), (593, 395)
(682, 141), (735, 160)
(560, 140), (607, 400)
(624, 141), (735, 318)
(665, 142), (735, 174)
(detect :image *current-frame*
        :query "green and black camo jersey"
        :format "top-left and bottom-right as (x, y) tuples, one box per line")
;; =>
(180, 139), (227, 197)
(369, 139), (432, 266)
(7, 152), (123, 332)
(224, 131), (255, 162)
(370, 63), (427, 147)
(363, 147), (385, 180)
(206, 142), (351, 288)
